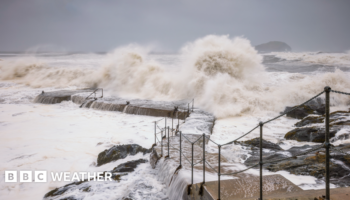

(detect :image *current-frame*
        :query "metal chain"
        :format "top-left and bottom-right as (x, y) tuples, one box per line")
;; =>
(331, 147), (350, 156)
(181, 151), (192, 166)
(192, 135), (204, 144)
(157, 125), (163, 131)
(193, 159), (204, 166)
(331, 89), (350, 96)
(156, 118), (165, 122)
(205, 160), (218, 173)
(263, 91), (325, 124)
(182, 134), (194, 143)
(205, 135), (221, 146)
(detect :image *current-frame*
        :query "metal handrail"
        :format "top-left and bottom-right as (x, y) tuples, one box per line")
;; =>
(152, 86), (343, 200)
(79, 88), (103, 108)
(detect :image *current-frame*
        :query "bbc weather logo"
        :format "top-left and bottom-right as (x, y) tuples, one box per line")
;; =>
(5, 171), (47, 182)
(5, 171), (112, 182)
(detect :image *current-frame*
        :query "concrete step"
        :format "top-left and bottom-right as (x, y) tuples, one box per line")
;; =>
(188, 174), (350, 200)
(188, 174), (302, 200)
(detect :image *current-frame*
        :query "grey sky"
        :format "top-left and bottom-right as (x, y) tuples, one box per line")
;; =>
(1, 0), (349, 52)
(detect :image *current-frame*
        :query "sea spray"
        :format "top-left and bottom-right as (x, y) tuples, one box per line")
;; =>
(1, 35), (350, 118)
(0, 56), (95, 88)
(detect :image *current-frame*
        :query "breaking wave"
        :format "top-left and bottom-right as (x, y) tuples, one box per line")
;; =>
(1, 35), (350, 118)
(270, 51), (350, 66)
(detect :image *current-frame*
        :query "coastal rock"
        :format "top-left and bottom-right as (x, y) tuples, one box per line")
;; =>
(255, 41), (291, 53)
(294, 115), (323, 127)
(294, 110), (350, 127)
(112, 159), (148, 173)
(284, 99), (325, 119)
(243, 140), (350, 186)
(44, 158), (148, 199)
(284, 104), (323, 119)
(97, 144), (151, 166)
(265, 145), (350, 187)
(44, 180), (88, 198)
(235, 137), (283, 151)
(284, 127), (337, 143)
(237, 138), (288, 166)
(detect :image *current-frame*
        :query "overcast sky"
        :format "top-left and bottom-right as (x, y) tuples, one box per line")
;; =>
(1, 0), (349, 52)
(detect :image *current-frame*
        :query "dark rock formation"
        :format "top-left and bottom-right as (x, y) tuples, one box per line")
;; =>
(235, 137), (283, 151)
(288, 110), (350, 143)
(112, 159), (148, 173)
(285, 126), (338, 143)
(44, 158), (148, 199)
(239, 138), (350, 186)
(295, 115), (323, 127)
(255, 41), (291, 53)
(294, 110), (350, 127)
(283, 99), (325, 119)
(44, 180), (88, 198)
(97, 144), (151, 166)
(265, 145), (350, 187)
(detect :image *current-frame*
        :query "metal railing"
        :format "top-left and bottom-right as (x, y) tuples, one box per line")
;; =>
(79, 88), (103, 108)
(153, 100), (195, 156)
(153, 86), (350, 200)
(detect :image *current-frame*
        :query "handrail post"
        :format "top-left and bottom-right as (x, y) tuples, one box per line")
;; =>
(180, 131), (182, 166)
(203, 134), (205, 185)
(168, 126), (170, 158)
(165, 117), (167, 133)
(172, 114), (174, 136)
(154, 121), (156, 145)
(259, 121), (264, 200)
(192, 99), (194, 112)
(188, 103), (190, 117)
(161, 130), (163, 157)
(218, 145), (221, 200)
(177, 112), (179, 127)
(191, 143), (194, 187)
(325, 86), (331, 200)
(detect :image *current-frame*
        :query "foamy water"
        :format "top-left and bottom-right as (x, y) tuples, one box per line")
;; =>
(1, 36), (350, 118)
(1, 35), (350, 199)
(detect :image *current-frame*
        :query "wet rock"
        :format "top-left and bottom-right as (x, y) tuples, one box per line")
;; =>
(284, 105), (320, 119)
(284, 99), (325, 119)
(44, 161), (136, 199)
(149, 148), (160, 169)
(236, 138), (283, 151)
(44, 180), (88, 198)
(97, 144), (151, 166)
(285, 127), (337, 143)
(294, 111), (350, 127)
(112, 159), (148, 173)
(244, 142), (350, 186)
(111, 173), (128, 181)
(237, 138), (288, 166)
(295, 115), (323, 127)
(265, 146), (350, 187)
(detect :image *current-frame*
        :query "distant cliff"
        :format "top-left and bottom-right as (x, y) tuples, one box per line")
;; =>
(255, 41), (292, 53)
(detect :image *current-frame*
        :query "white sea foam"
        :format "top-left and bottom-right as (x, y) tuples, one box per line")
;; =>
(0, 103), (164, 200)
(269, 51), (350, 66)
(1, 35), (350, 118)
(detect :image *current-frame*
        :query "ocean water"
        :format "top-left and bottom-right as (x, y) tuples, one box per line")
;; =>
(0, 35), (350, 199)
